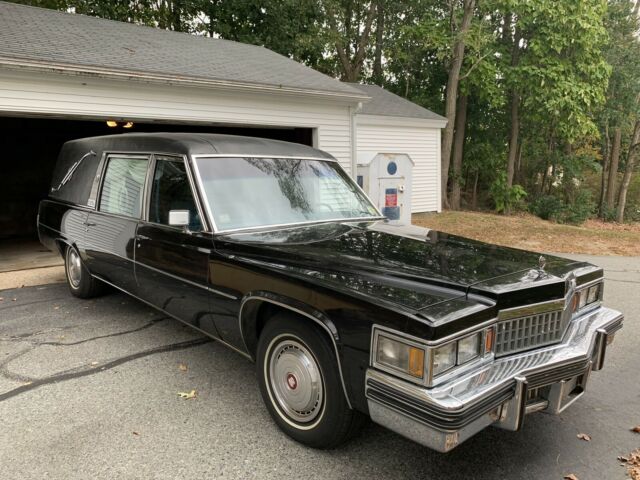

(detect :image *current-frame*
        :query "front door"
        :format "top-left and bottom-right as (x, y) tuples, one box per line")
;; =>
(134, 155), (217, 334)
(84, 154), (149, 292)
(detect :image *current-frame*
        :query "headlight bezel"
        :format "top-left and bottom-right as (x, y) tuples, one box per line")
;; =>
(372, 324), (496, 387)
(572, 280), (603, 316)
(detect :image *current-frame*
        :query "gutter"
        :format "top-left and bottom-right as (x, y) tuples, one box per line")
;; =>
(0, 57), (371, 103)
(350, 102), (363, 178)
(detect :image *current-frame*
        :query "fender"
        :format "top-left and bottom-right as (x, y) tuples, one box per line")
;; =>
(238, 291), (353, 409)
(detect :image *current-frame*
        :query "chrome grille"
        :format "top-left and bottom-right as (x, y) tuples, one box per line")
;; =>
(495, 309), (565, 357)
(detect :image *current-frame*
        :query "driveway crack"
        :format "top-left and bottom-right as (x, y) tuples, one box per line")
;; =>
(0, 337), (211, 402)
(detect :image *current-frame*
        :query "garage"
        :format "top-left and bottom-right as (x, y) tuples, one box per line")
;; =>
(0, 2), (370, 247)
(0, 2), (445, 266)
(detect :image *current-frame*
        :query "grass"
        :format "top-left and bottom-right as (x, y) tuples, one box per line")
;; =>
(412, 211), (640, 256)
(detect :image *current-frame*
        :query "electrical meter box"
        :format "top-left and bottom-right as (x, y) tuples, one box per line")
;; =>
(357, 152), (414, 225)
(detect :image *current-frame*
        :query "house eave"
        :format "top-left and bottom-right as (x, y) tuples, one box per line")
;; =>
(0, 56), (371, 103)
(355, 113), (447, 129)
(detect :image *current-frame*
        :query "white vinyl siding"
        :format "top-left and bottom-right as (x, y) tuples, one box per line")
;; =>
(356, 117), (442, 213)
(0, 69), (354, 173)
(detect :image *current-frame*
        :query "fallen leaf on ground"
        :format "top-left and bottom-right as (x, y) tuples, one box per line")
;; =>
(619, 449), (640, 480)
(564, 474), (579, 480)
(0, 297), (4, 301)
(11, 298), (16, 302)
(53, 306), (60, 310)
(632, 426), (640, 434)
(90, 361), (99, 366)
(577, 433), (591, 442)
(178, 363), (188, 372)
(132, 431), (140, 436)
(177, 390), (197, 399)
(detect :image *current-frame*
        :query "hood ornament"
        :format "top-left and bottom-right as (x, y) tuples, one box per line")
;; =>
(538, 255), (546, 272)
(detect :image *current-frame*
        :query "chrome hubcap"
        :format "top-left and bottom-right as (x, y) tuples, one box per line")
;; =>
(268, 338), (324, 424)
(67, 248), (82, 288)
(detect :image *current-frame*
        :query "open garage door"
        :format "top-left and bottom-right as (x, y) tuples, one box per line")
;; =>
(0, 115), (314, 241)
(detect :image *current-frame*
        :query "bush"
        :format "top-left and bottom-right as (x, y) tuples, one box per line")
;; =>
(560, 190), (595, 225)
(529, 190), (595, 225)
(530, 195), (564, 220)
(489, 173), (527, 213)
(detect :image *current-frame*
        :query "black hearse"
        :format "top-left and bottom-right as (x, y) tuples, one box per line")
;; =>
(38, 133), (623, 451)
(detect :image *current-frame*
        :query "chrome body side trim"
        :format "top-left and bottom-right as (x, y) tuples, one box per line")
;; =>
(365, 306), (622, 452)
(238, 295), (353, 409)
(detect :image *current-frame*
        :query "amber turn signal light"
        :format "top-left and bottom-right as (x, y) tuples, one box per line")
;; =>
(408, 347), (425, 378)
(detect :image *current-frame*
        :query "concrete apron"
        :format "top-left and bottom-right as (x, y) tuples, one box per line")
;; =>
(0, 240), (64, 290)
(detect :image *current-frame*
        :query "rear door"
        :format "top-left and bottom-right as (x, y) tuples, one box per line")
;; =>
(84, 154), (149, 292)
(134, 155), (218, 332)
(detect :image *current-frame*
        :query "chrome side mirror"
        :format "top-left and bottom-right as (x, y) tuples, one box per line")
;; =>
(168, 210), (190, 228)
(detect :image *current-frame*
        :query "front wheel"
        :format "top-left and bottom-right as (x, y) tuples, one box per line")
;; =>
(256, 312), (365, 448)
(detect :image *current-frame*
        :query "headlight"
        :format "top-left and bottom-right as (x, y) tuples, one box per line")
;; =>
(432, 342), (456, 376)
(376, 334), (425, 378)
(457, 333), (482, 364)
(572, 282), (603, 313)
(372, 326), (495, 386)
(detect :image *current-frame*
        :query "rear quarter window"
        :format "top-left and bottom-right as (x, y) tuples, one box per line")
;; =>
(99, 156), (149, 217)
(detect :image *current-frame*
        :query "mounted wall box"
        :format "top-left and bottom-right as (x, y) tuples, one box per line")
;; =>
(357, 152), (414, 225)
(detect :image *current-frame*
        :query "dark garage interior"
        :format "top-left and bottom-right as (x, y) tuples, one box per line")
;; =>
(0, 115), (313, 242)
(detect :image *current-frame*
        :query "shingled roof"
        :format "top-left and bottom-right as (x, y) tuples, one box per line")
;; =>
(0, 1), (367, 99)
(348, 83), (446, 121)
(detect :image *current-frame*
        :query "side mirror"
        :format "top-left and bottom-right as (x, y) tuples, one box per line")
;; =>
(168, 210), (190, 228)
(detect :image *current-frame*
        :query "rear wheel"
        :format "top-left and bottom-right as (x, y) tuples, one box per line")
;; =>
(256, 312), (365, 448)
(64, 245), (104, 298)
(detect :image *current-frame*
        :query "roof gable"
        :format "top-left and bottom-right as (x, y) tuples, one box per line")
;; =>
(348, 83), (446, 121)
(0, 2), (366, 99)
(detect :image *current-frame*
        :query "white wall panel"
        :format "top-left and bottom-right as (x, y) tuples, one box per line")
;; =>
(356, 117), (442, 213)
(0, 69), (354, 172)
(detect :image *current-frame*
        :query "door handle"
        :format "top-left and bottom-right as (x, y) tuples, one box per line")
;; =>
(136, 234), (151, 241)
(83, 221), (96, 227)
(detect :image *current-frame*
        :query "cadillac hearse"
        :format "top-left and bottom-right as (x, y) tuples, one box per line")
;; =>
(38, 133), (623, 451)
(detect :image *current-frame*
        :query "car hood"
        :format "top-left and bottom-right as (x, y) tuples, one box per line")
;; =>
(214, 221), (596, 316)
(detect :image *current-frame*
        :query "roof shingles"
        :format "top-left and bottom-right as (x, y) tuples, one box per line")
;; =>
(0, 1), (364, 97)
(348, 83), (446, 121)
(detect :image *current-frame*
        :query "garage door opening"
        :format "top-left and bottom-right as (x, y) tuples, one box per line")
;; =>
(1, 115), (313, 240)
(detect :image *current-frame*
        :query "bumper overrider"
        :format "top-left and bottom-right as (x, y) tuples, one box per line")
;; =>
(365, 306), (623, 452)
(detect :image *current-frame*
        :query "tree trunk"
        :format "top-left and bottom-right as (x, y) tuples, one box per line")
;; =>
(450, 94), (468, 210)
(616, 120), (640, 222)
(605, 127), (622, 210)
(506, 27), (522, 188)
(372, 1), (384, 85)
(598, 124), (610, 216)
(471, 170), (479, 209)
(441, 0), (475, 209)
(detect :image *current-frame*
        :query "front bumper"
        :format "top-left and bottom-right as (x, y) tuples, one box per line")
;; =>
(365, 306), (623, 452)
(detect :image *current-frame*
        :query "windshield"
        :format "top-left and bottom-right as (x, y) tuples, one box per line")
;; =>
(194, 157), (380, 232)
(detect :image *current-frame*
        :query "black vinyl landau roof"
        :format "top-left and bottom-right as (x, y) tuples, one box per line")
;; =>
(49, 133), (334, 207)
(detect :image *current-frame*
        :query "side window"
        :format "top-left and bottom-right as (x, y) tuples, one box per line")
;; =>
(99, 156), (149, 217)
(149, 156), (202, 230)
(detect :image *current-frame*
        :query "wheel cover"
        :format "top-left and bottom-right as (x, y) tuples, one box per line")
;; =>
(268, 337), (325, 425)
(66, 248), (82, 288)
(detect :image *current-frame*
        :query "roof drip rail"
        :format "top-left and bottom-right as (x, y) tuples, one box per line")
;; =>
(51, 150), (96, 192)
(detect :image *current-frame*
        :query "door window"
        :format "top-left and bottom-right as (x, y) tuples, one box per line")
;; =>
(99, 156), (149, 217)
(149, 157), (202, 230)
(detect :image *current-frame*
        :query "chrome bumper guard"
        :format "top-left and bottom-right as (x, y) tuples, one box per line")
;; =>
(365, 307), (623, 452)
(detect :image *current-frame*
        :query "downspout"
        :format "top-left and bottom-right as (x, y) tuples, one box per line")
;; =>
(350, 102), (363, 178)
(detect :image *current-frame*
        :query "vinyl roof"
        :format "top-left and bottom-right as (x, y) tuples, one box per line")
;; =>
(0, 1), (367, 100)
(66, 132), (335, 159)
(348, 83), (446, 121)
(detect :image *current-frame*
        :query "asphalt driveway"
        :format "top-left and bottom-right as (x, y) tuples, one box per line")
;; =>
(0, 254), (638, 479)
